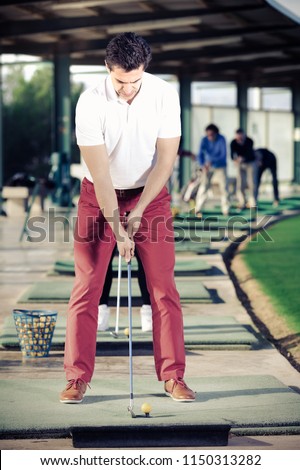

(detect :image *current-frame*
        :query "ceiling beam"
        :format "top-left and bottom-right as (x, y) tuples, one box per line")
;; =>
(1, 22), (298, 56)
(59, 43), (299, 66)
(0, 0), (48, 5)
(0, 3), (267, 38)
(189, 55), (300, 74)
(81, 22), (299, 53)
(152, 43), (300, 62)
(0, 0), (142, 5)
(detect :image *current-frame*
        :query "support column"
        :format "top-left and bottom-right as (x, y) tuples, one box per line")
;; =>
(179, 74), (192, 188)
(53, 54), (72, 206)
(0, 57), (5, 215)
(292, 83), (300, 184)
(237, 82), (248, 131)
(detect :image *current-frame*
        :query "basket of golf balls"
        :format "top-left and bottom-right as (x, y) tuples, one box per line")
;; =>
(13, 309), (57, 357)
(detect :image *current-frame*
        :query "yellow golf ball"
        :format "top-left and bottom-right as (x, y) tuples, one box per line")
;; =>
(124, 327), (129, 337)
(141, 403), (152, 416)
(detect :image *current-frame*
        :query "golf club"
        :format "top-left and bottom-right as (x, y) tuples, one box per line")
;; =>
(110, 252), (122, 339)
(127, 260), (136, 418)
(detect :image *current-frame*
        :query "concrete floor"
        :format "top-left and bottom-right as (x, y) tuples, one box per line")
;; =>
(0, 209), (300, 450)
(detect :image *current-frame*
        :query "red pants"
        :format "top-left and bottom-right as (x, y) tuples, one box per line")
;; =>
(64, 178), (186, 383)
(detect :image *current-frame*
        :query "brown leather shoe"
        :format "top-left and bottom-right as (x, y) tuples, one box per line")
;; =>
(60, 379), (88, 404)
(164, 378), (196, 402)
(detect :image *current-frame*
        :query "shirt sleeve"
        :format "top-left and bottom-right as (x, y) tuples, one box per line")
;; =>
(157, 85), (181, 138)
(219, 135), (227, 160)
(75, 90), (105, 146)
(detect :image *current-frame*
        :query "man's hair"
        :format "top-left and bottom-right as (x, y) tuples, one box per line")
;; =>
(205, 124), (219, 134)
(105, 32), (152, 71)
(236, 128), (245, 134)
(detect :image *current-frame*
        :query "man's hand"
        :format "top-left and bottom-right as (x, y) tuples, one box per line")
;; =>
(234, 156), (243, 165)
(126, 206), (144, 240)
(117, 232), (135, 263)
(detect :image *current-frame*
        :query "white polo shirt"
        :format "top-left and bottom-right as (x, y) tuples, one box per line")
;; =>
(75, 72), (181, 189)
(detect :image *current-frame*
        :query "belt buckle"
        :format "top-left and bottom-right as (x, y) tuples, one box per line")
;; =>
(118, 189), (125, 198)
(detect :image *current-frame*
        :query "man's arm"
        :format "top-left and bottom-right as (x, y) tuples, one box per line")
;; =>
(230, 140), (236, 160)
(79, 144), (134, 261)
(197, 138), (206, 167)
(245, 138), (255, 160)
(217, 135), (227, 161)
(127, 136), (180, 238)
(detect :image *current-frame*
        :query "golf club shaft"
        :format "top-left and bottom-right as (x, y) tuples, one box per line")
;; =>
(115, 253), (122, 334)
(128, 260), (134, 410)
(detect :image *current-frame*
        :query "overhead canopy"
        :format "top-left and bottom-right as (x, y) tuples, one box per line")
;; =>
(0, 0), (300, 86)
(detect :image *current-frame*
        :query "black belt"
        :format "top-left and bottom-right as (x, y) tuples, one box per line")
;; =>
(115, 187), (144, 198)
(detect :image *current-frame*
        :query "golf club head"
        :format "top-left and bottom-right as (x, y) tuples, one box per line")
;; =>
(127, 406), (136, 418)
(110, 331), (119, 339)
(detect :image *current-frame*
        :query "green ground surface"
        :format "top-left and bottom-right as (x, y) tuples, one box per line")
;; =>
(1, 375), (300, 442)
(0, 313), (261, 351)
(52, 257), (213, 276)
(17, 278), (213, 304)
(241, 214), (300, 332)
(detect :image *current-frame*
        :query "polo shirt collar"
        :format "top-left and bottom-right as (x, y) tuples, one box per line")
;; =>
(105, 75), (119, 102)
(105, 73), (146, 104)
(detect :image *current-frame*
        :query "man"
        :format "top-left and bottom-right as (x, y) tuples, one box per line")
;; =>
(195, 124), (229, 216)
(60, 32), (195, 404)
(230, 129), (256, 208)
(254, 148), (280, 207)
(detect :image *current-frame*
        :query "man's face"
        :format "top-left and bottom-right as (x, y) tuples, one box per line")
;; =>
(235, 132), (245, 144)
(107, 64), (144, 103)
(206, 130), (216, 142)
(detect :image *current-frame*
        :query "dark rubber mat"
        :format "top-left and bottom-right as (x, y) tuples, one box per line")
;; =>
(71, 424), (230, 448)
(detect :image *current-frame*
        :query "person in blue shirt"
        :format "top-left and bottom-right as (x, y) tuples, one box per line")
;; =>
(195, 123), (229, 216)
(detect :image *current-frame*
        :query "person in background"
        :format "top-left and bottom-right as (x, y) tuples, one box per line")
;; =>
(60, 32), (195, 404)
(254, 148), (280, 207)
(195, 123), (229, 217)
(230, 128), (256, 209)
(181, 167), (202, 206)
(98, 250), (152, 333)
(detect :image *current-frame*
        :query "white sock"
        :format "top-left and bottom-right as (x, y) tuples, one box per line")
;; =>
(98, 304), (110, 331)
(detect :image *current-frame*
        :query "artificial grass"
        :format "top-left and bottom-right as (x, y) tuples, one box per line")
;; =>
(1, 375), (300, 442)
(240, 215), (300, 332)
(17, 278), (213, 304)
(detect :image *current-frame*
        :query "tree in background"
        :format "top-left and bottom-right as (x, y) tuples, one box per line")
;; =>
(2, 63), (83, 183)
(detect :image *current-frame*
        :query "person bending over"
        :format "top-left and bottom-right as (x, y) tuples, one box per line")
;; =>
(60, 32), (196, 404)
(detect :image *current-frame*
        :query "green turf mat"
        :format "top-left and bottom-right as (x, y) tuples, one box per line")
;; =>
(175, 229), (226, 242)
(0, 314), (260, 351)
(258, 199), (300, 211)
(17, 278), (213, 304)
(174, 218), (251, 231)
(175, 211), (256, 223)
(52, 257), (213, 276)
(0, 375), (299, 445)
(174, 240), (210, 253)
(281, 196), (300, 207)
(202, 207), (248, 216)
(256, 207), (281, 215)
